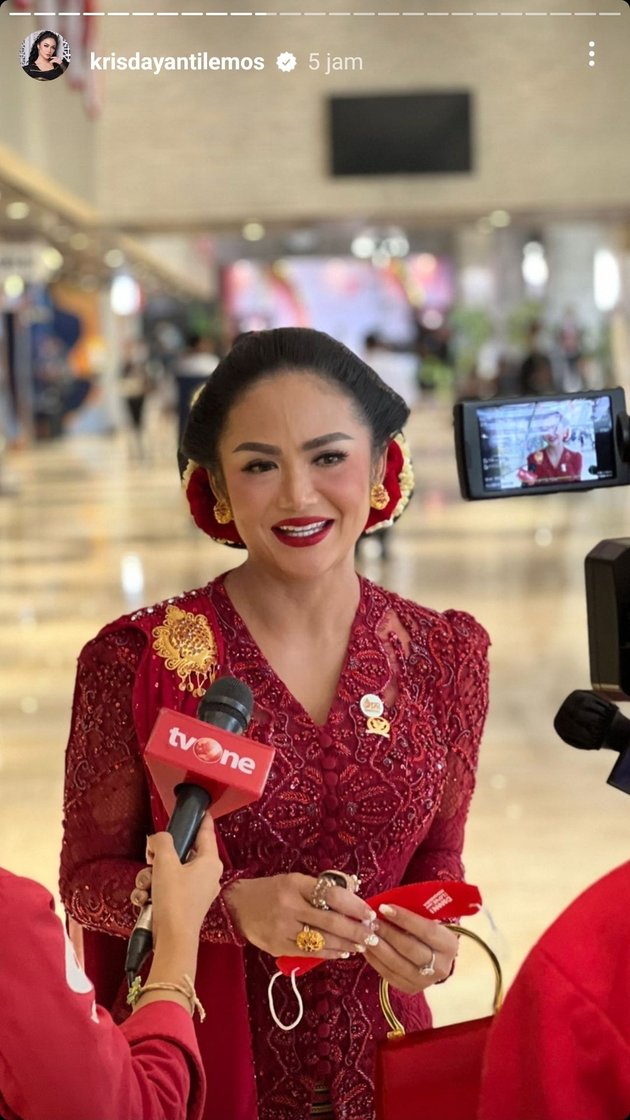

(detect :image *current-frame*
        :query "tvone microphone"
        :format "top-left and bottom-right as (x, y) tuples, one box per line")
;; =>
(125, 676), (274, 984)
(553, 689), (630, 795)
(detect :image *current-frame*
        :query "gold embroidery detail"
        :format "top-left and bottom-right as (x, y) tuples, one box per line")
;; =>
(152, 606), (219, 697)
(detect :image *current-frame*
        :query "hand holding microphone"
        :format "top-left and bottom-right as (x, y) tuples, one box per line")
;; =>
(125, 675), (275, 983)
(132, 814), (223, 948)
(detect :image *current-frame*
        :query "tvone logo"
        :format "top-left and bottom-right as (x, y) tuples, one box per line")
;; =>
(167, 726), (256, 774)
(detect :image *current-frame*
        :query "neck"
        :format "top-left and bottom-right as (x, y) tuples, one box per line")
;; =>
(223, 558), (361, 637)
(546, 444), (563, 466)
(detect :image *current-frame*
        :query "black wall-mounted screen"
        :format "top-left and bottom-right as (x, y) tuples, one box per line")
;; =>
(329, 92), (473, 177)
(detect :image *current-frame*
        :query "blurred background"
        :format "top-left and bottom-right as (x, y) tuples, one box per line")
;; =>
(2, 0), (630, 1022)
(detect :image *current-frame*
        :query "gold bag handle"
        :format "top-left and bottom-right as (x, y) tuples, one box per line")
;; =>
(379, 924), (504, 1039)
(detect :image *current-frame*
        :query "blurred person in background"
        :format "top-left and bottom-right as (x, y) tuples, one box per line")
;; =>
(119, 340), (153, 460)
(174, 335), (220, 465)
(0, 814), (221, 1120)
(517, 321), (556, 396)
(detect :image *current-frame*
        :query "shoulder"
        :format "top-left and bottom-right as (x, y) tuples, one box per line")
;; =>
(0, 868), (54, 917)
(540, 862), (630, 953)
(76, 582), (225, 677)
(86, 583), (218, 646)
(366, 578), (490, 652)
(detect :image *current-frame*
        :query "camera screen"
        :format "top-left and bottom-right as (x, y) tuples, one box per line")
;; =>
(477, 396), (617, 493)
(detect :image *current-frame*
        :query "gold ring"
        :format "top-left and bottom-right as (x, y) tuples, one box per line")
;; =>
(296, 925), (326, 953)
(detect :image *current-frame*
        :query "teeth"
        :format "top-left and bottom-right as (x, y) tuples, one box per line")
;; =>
(277, 521), (327, 537)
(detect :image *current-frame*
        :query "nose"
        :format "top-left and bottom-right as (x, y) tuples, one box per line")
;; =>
(277, 463), (318, 512)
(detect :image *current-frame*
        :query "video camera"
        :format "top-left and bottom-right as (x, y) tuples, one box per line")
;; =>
(454, 386), (630, 789)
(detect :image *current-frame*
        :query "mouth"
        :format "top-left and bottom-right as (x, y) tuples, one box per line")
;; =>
(272, 518), (334, 547)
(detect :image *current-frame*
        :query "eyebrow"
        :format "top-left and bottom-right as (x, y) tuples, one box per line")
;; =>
(232, 432), (354, 455)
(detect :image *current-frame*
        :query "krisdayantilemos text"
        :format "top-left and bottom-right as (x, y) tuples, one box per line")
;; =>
(90, 52), (265, 73)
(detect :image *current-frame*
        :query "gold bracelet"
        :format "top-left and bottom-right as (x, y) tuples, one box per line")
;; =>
(127, 973), (206, 1022)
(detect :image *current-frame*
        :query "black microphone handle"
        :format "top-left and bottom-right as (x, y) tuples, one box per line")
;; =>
(168, 783), (213, 860)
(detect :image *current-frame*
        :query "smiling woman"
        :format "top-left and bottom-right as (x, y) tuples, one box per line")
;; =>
(22, 30), (69, 81)
(59, 327), (490, 1120)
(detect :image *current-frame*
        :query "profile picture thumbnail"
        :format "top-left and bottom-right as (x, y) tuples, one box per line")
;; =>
(21, 29), (70, 81)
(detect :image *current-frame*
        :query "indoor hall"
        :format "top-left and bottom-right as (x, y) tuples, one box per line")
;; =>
(2, 2), (630, 1118)
(4, 392), (630, 1031)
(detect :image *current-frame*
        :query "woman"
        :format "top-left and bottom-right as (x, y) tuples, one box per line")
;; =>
(22, 31), (68, 81)
(1, 814), (220, 1120)
(60, 327), (490, 1120)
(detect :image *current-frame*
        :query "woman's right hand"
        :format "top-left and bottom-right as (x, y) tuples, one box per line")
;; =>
(131, 813), (223, 945)
(223, 873), (379, 959)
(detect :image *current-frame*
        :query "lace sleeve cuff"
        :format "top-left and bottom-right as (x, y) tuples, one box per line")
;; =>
(200, 868), (252, 947)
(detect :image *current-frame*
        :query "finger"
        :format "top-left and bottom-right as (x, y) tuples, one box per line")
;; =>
(318, 883), (378, 923)
(135, 867), (153, 890)
(146, 831), (178, 864)
(297, 904), (378, 953)
(130, 888), (149, 908)
(375, 920), (455, 977)
(364, 946), (419, 994)
(377, 905), (459, 954)
(285, 927), (365, 961)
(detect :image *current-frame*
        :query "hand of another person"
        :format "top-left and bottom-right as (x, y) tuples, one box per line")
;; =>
(363, 903), (459, 995)
(131, 813), (222, 945)
(223, 873), (380, 959)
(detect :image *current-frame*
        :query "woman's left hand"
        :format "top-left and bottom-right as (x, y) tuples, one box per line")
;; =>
(363, 904), (458, 995)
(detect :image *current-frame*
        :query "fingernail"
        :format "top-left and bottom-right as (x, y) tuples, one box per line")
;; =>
(363, 908), (377, 922)
(364, 932), (379, 947)
(353, 943), (367, 953)
(379, 904), (397, 917)
(339, 951), (350, 959)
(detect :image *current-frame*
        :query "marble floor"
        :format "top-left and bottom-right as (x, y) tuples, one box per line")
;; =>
(2, 396), (630, 1025)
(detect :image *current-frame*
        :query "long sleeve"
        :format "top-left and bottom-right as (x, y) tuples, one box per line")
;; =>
(403, 609), (490, 886)
(0, 871), (206, 1120)
(60, 626), (249, 947)
(59, 629), (154, 938)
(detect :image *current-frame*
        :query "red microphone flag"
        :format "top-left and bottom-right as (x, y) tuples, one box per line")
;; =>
(144, 707), (275, 819)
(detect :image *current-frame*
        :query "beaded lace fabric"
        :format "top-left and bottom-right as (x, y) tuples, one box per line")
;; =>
(60, 575), (489, 1120)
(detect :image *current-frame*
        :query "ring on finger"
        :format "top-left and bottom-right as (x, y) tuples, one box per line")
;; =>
(311, 876), (335, 911)
(419, 949), (437, 977)
(296, 925), (326, 953)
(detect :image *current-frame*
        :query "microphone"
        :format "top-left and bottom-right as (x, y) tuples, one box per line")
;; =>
(125, 676), (274, 983)
(553, 689), (630, 794)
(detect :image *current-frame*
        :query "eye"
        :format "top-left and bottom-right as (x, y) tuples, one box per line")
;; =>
(242, 459), (276, 474)
(315, 451), (349, 467)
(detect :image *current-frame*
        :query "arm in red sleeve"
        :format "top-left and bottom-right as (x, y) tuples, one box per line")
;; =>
(0, 871), (205, 1120)
(60, 627), (249, 946)
(403, 610), (490, 885)
(59, 629), (154, 939)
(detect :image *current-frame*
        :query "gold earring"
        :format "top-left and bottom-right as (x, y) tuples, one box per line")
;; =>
(213, 498), (233, 525)
(370, 482), (389, 511)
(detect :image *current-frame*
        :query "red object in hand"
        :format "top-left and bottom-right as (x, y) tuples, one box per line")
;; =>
(276, 880), (482, 977)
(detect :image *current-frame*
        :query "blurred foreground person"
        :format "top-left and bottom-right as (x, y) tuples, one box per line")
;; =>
(0, 814), (221, 1120)
(478, 861), (630, 1120)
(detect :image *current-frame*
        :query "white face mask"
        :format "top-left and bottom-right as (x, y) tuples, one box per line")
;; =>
(267, 968), (304, 1031)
